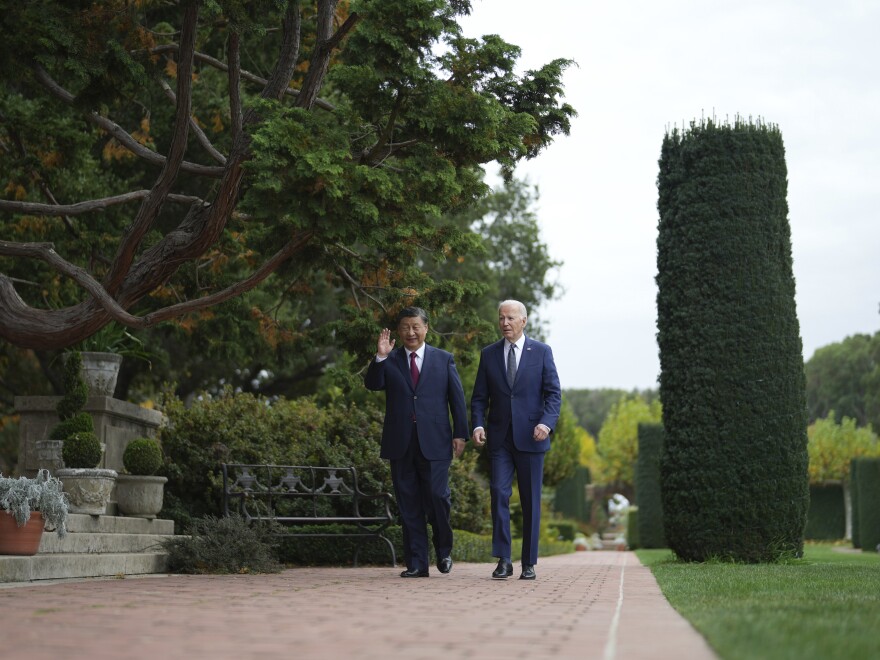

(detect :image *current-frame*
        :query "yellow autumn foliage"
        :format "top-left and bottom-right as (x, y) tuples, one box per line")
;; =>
(807, 413), (879, 483)
(594, 395), (662, 488)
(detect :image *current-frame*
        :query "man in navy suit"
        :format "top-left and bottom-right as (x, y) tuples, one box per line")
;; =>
(471, 300), (561, 580)
(365, 307), (468, 577)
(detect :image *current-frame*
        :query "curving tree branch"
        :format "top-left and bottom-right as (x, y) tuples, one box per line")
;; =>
(0, 192), (204, 216)
(0, 230), (314, 346)
(31, 65), (224, 179)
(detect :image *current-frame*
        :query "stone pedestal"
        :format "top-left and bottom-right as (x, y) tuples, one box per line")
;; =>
(14, 396), (166, 513)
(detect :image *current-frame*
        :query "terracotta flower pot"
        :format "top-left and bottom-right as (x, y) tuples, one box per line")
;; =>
(0, 511), (44, 556)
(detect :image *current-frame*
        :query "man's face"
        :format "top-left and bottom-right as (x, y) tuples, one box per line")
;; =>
(397, 316), (428, 351)
(498, 304), (527, 343)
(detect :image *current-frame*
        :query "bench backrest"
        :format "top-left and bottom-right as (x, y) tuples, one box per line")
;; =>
(221, 464), (373, 520)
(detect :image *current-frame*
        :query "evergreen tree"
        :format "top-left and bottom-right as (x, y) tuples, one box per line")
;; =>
(656, 118), (809, 562)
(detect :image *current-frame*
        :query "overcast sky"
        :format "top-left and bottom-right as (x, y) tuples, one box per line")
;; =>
(458, 0), (880, 390)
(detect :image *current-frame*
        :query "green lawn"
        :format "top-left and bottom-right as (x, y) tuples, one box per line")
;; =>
(636, 544), (880, 660)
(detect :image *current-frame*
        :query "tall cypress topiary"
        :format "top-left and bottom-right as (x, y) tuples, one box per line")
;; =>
(656, 118), (809, 562)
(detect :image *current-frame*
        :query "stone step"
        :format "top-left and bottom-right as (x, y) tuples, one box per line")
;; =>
(0, 552), (167, 583)
(39, 532), (171, 555)
(63, 514), (174, 536)
(0, 515), (175, 583)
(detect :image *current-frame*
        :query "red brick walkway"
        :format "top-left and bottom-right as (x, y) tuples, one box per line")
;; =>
(0, 551), (715, 660)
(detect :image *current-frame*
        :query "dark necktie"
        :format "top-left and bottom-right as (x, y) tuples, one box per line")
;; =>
(410, 351), (419, 388)
(507, 344), (517, 387)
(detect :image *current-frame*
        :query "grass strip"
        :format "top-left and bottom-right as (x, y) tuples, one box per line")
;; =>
(636, 544), (880, 659)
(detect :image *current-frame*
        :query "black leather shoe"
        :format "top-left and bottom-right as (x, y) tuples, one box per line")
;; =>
(520, 565), (536, 580)
(491, 559), (514, 579)
(400, 568), (429, 578)
(437, 557), (453, 574)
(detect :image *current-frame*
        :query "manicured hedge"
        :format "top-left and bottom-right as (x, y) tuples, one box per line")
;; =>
(626, 507), (640, 549)
(553, 466), (591, 522)
(656, 118), (809, 562)
(851, 458), (861, 549)
(636, 423), (666, 548)
(854, 457), (880, 552)
(804, 483), (845, 540)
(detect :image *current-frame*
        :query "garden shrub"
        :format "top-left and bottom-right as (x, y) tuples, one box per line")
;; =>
(123, 437), (164, 475)
(48, 412), (94, 441)
(850, 458), (861, 548)
(158, 390), (385, 523)
(548, 520), (578, 541)
(804, 483), (845, 540)
(553, 465), (591, 523)
(277, 524), (404, 566)
(636, 423), (666, 548)
(56, 352), (88, 421)
(656, 118), (809, 562)
(62, 431), (102, 469)
(854, 457), (880, 552)
(449, 449), (491, 534)
(626, 507), (640, 549)
(161, 515), (282, 574)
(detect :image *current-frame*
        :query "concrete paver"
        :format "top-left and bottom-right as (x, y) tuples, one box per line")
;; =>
(0, 550), (716, 660)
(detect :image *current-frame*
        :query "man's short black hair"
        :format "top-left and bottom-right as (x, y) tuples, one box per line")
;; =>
(396, 306), (429, 326)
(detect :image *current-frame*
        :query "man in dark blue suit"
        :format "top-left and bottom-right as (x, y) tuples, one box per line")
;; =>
(365, 307), (468, 577)
(471, 300), (561, 580)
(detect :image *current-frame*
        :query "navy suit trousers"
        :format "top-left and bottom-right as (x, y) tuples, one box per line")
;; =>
(489, 427), (544, 566)
(390, 424), (453, 571)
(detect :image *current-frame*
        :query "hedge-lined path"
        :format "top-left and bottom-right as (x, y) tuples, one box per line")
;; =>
(0, 550), (716, 659)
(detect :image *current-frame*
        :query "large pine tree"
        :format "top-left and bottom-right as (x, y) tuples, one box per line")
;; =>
(655, 118), (809, 562)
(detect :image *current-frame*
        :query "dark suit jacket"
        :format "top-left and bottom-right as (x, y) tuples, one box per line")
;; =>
(365, 344), (468, 461)
(470, 337), (562, 453)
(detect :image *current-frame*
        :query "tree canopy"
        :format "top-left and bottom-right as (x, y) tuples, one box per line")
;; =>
(0, 0), (575, 355)
(593, 394), (661, 499)
(805, 331), (880, 432)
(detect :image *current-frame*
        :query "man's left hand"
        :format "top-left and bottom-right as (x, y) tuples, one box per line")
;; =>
(452, 438), (466, 458)
(532, 424), (550, 441)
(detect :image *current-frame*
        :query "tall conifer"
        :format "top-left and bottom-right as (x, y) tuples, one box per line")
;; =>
(656, 118), (809, 562)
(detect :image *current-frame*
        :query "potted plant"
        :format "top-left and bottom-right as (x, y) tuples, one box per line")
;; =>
(35, 351), (93, 474)
(116, 437), (167, 519)
(0, 469), (69, 555)
(56, 431), (117, 516)
(75, 322), (152, 397)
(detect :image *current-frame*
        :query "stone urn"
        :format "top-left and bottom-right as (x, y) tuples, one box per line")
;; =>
(56, 468), (117, 515)
(115, 474), (168, 519)
(79, 352), (123, 397)
(34, 439), (65, 474)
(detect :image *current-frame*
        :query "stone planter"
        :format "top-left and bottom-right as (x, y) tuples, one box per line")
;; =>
(0, 511), (45, 556)
(79, 352), (123, 397)
(116, 474), (167, 519)
(56, 468), (117, 515)
(34, 439), (65, 474)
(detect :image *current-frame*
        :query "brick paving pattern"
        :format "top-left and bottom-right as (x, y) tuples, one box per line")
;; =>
(0, 550), (715, 660)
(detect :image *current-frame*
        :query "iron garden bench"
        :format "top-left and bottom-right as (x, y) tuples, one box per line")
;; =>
(221, 463), (397, 566)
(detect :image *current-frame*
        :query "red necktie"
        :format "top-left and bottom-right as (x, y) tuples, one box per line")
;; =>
(410, 352), (419, 388)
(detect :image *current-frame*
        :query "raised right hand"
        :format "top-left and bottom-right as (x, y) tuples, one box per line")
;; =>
(377, 328), (395, 357)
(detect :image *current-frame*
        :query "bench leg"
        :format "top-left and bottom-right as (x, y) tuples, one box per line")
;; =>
(379, 533), (397, 567)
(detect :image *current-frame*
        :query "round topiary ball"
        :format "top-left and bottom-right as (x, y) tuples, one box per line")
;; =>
(122, 437), (164, 475)
(62, 431), (102, 469)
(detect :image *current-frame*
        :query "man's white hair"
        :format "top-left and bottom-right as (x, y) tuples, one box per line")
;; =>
(498, 300), (528, 319)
